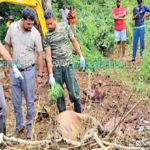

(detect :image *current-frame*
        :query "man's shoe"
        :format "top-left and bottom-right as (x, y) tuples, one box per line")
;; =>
(11, 127), (24, 137)
(27, 129), (32, 139)
(129, 58), (135, 62)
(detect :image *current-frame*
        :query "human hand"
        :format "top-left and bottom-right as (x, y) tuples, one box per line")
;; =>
(12, 65), (24, 79)
(0, 16), (4, 20)
(80, 56), (85, 70)
(49, 74), (55, 85)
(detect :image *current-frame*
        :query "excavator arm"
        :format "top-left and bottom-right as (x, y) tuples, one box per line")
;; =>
(0, 0), (47, 36)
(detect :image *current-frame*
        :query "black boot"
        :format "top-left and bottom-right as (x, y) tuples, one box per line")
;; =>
(74, 100), (82, 113)
(57, 97), (66, 113)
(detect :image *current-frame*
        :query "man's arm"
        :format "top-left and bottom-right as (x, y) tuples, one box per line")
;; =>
(70, 37), (83, 57)
(113, 14), (125, 20)
(117, 10), (126, 18)
(112, 9), (125, 20)
(133, 14), (140, 20)
(143, 13), (150, 21)
(70, 11), (76, 18)
(132, 7), (140, 20)
(0, 42), (12, 61)
(37, 51), (43, 76)
(5, 43), (12, 55)
(45, 49), (53, 74)
(0, 42), (23, 79)
(144, 5), (150, 12)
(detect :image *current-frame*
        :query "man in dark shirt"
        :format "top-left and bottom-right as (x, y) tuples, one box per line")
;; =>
(132, 0), (150, 61)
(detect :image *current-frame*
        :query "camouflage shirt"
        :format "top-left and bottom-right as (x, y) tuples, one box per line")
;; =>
(43, 22), (74, 66)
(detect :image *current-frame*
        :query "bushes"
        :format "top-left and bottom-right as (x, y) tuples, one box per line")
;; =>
(0, 3), (23, 43)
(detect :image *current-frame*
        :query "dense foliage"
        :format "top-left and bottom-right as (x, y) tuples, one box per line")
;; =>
(0, 3), (24, 41)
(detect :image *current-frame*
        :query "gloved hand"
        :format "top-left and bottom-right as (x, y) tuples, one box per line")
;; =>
(0, 16), (4, 20)
(12, 65), (24, 79)
(49, 74), (55, 85)
(80, 56), (86, 70)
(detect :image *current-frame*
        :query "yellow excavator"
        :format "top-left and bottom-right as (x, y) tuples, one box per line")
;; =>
(0, 0), (51, 37)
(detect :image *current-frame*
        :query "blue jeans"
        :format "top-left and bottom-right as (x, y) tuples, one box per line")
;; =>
(11, 66), (36, 130)
(0, 82), (7, 117)
(133, 25), (146, 58)
(0, 82), (7, 134)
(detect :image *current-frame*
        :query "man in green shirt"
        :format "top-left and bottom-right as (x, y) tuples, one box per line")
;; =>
(43, 9), (85, 113)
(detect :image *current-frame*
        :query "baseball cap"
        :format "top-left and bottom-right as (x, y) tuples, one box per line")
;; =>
(137, 0), (142, 3)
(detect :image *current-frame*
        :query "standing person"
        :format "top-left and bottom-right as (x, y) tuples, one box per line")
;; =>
(132, 0), (150, 61)
(43, 9), (85, 113)
(59, 3), (69, 22)
(112, 0), (126, 60)
(5, 7), (43, 139)
(67, 6), (76, 36)
(0, 40), (23, 135)
(6, 15), (14, 28)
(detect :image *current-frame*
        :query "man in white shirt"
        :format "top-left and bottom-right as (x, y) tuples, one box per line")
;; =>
(59, 3), (69, 22)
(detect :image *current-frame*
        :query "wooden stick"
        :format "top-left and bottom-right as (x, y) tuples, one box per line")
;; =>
(102, 140), (144, 150)
(93, 132), (108, 150)
(0, 133), (52, 145)
(107, 97), (150, 138)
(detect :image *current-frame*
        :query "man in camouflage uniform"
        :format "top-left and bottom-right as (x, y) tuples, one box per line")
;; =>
(43, 9), (85, 113)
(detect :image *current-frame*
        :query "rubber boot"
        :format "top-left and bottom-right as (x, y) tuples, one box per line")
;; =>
(74, 100), (81, 113)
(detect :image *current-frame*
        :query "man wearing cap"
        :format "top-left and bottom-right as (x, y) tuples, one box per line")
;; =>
(43, 9), (85, 113)
(112, 0), (126, 60)
(132, 0), (150, 61)
(5, 7), (43, 139)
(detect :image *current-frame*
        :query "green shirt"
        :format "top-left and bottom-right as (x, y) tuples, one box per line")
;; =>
(43, 22), (74, 66)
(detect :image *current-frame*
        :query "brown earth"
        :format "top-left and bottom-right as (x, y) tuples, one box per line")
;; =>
(0, 61), (150, 149)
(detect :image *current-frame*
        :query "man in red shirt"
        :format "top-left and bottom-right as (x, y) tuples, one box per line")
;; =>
(112, 0), (126, 59)
(67, 6), (76, 36)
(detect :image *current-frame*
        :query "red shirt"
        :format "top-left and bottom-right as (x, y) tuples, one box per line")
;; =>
(67, 10), (76, 26)
(112, 6), (126, 31)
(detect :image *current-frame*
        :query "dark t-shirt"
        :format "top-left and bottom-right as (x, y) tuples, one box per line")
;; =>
(133, 4), (150, 26)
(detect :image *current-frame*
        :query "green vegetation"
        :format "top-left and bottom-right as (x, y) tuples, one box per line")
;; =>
(0, 3), (24, 42)
(48, 83), (65, 105)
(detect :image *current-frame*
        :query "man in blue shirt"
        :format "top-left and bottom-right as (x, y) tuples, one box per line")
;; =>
(132, 0), (150, 61)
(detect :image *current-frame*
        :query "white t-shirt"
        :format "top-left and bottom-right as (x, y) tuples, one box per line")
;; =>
(59, 8), (69, 22)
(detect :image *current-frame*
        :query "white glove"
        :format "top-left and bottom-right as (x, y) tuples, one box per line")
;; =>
(80, 56), (86, 70)
(12, 65), (24, 80)
(0, 16), (4, 20)
(49, 74), (55, 85)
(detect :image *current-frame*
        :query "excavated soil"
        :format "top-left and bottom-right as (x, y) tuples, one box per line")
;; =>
(0, 61), (150, 149)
